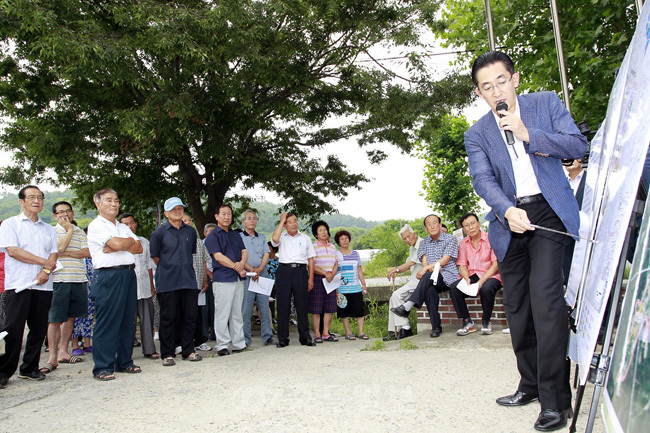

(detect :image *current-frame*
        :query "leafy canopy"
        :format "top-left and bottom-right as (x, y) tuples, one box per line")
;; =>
(0, 0), (472, 232)
(433, 0), (638, 129)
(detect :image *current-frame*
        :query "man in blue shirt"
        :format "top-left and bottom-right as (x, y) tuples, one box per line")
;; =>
(149, 197), (201, 366)
(391, 214), (459, 338)
(204, 204), (248, 356)
(239, 209), (273, 347)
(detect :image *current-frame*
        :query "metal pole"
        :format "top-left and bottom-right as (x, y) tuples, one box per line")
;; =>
(636, 0), (644, 16)
(484, 0), (495, 51)
(549, 0), (571, 114)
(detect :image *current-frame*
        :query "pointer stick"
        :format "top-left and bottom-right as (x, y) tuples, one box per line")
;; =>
(529, 224), (597, 243)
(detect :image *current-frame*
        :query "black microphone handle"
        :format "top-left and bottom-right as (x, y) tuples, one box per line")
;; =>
(505, 130), (515, 146)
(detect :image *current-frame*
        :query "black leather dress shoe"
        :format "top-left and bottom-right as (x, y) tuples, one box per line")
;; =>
(397, 328), (414, 340)
(0, 377), (8, 389)
(390, 305), (410, 318)
(430, 326), (442, 338)
(217, 348), (230, 356)
(534, 408), (573, 431)
(301, 340), (316, 347)
(496, 391), (539, 406)
(382, 332), (396, 341)
(276, 341), (289, 348)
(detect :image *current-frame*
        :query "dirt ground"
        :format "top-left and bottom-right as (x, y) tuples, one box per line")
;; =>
(1, 326), (606, 433)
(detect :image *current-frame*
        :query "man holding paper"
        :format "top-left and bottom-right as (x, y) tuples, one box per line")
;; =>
(239, 209), (274, 347)
(449, 213), (502, 337)
(0, 185), (58, 388)
(390, 214), (459, 338)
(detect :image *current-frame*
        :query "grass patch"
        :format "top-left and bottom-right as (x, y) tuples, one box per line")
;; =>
(326, 299), (418, 339)
(361, 339), (386, 351)
(399, 338), (418, 350)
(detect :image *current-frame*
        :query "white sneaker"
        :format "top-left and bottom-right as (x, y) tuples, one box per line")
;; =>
(456, 321), (477, 336)
(502, 327), (510, 334)
(481, 322), (493, 335)
(194, 343), (212, 351)
(175, 346), (182, 354)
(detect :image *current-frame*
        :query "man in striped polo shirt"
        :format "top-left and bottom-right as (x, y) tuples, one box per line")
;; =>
(41, 201), (91, 373)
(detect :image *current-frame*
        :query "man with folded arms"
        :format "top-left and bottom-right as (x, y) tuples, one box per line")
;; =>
(0, 185), (57, 388)
(383, 224), (422, 341)
(150, 198), (202, 365)
(448, 212), (502, 337)
(86, 188), (142, 381)
(271, 212), (316, 348)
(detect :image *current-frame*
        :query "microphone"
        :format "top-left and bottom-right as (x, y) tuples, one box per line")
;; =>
(496, 101), (515, 146)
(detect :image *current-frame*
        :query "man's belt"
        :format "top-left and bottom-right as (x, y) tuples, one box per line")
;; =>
(516, 193), (545, 206)
(98, 264), (135, 271)
(279, 263), (307, 268)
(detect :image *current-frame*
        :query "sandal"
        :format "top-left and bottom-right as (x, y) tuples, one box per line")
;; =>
(117, 364), (141, 373)
(144, 352), (160, 359)
(162, 357), (176, 367)
(58, 355), (85, 364)
(345, 334), (356, 340)
(93, 371), (115, 381)
(359, 334), (369, 340)
(183, 352), (203, 362)
(39, 363), (57, 374)
(72, 348), (84, 356)
(314, 337), (323, 343)
(322, 334), (339, 342)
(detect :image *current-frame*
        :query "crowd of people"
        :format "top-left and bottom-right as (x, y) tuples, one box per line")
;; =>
(1, 50), (588, 432)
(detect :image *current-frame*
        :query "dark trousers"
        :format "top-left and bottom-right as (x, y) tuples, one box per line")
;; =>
(275, 265), (311, 344)
(92, 268), (137, 375)
(0, 290), (52, 379)
(449, 275), (502, 323)
(194, 305), (206, 347)
(202, 275), (216, 340)
(407, 272), (449, 328)
(158, 289), (198, 359)
(136, 297), (156, 356)
(498, 198), (572, 410)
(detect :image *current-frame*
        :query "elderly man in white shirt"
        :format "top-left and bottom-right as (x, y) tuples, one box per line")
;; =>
(0, 185), (58, 388)
(271, 212), (316, 348)
(383, 224), (422, 341)
(87, 188), (142, 382)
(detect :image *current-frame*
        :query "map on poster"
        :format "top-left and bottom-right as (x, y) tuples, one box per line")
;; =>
(566, 2), (650, 387)
(602, 194), (650, 433)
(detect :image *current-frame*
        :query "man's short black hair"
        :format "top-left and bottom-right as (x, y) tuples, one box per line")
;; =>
(216, 203), (232, 214)
(459, 212), (480, 227)
(118, 213), (135, 222)
(311, 220), (330, 238)
(471, 51), (516, 88)
(52, 201), (72, 214)
(423, 214), (441, 226)
(18, 185), (41, 200)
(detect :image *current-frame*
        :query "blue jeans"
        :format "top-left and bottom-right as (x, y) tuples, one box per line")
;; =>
(242, 272), (273, 346)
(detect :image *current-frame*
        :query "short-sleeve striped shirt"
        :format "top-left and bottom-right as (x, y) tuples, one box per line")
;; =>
(313, 241), (337, 272)
(53, 224), (88, 283)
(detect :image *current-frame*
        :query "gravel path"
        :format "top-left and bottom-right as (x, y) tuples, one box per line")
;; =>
(1, 327), (605, 433)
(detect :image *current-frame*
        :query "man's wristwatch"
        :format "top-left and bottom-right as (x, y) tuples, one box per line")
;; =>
(42, 268), (51, 274)
(395, 267), (400, 273)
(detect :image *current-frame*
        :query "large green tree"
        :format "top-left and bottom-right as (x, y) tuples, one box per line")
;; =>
(415, 115), (479, 226)
(433, 0), (638, 129)
(0, 0), (472, 232)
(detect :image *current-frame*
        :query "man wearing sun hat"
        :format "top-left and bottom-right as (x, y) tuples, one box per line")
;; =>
(149, 197), (201, 366)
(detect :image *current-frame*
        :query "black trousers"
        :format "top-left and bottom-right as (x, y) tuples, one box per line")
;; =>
(0, 290), (52, 379)
(275, 265), (311, 344)
(158, 289), (198, 359)
(407, 272), (449, 328)
(449, 274), (502, 323)
(498, 198), (572, 410)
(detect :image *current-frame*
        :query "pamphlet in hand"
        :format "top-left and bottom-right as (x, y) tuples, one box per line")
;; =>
(13, 280), (38, 293)
(323, 274), (342, 294)
(248, 276), (275, 296)
(456, 279), (479, 296)
(429, 262), (441, 285)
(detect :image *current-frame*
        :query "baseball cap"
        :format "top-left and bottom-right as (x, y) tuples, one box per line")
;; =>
(164, 197), (185, 212)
